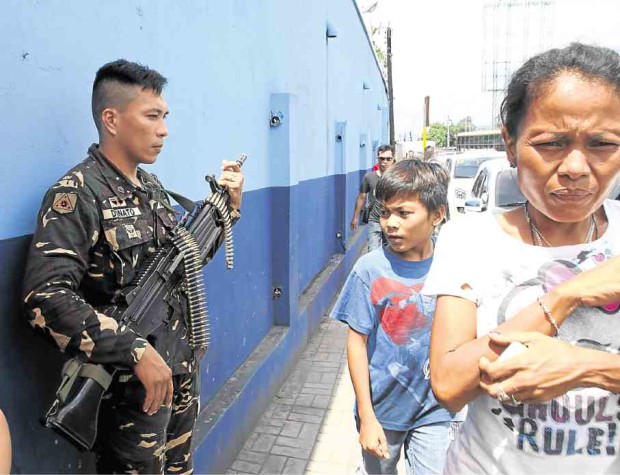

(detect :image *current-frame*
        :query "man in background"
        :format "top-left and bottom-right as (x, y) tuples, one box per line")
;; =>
(350, 144), (395, 250)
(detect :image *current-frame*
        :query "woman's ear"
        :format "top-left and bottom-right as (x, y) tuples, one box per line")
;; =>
(501, 127), (517, 168)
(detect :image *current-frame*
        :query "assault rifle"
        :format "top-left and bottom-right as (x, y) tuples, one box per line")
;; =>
(44, 155), (247, 451)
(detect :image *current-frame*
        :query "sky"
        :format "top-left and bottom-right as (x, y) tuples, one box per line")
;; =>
(357, 0), (620, 138)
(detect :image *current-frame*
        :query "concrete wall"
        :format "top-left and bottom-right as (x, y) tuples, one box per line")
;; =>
(0, 1), (387, 472)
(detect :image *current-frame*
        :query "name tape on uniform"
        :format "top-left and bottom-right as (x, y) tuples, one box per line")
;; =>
(102, 208), (142, 220)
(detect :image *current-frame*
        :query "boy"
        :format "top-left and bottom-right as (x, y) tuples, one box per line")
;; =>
(331, 159), (457, 474)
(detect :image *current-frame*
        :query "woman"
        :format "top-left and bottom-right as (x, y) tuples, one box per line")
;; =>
(423, 43), (620, 474)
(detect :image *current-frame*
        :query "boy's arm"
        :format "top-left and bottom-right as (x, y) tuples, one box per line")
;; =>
(346, 328), (389, 459)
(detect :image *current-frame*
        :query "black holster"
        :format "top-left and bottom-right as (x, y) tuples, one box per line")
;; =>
(45, 358), (115, 451)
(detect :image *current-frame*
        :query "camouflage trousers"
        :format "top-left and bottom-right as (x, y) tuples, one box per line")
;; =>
(95, 371), (199, 474)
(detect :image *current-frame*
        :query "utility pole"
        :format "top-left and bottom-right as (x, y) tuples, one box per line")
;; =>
(422, 96), (430, 153)
(387, 26), (395, 148)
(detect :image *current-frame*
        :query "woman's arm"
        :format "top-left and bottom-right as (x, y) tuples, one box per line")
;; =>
(432, 255), (620, 411)
(346, 328), (388, 459)
(430, 288), (576, 412)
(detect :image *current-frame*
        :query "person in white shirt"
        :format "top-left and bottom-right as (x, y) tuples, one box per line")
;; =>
(423, 42), (620, 474)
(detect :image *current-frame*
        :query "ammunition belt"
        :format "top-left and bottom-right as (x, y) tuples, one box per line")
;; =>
(205, 192), (235, 269)
(172, 227), (210, 352)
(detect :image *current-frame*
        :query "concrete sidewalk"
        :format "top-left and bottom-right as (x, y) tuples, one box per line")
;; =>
(226, 315), (361, 474)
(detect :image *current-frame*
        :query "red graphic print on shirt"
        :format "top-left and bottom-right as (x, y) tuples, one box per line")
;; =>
(370, 277), (426, 346)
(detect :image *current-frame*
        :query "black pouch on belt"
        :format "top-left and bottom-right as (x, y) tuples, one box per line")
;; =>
(44, 358), (115, 451)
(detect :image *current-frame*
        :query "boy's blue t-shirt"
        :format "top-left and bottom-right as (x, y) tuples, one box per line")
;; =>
(331, 246), (454, 431)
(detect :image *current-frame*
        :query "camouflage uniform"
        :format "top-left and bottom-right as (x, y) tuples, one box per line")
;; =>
(23, 144), (199, 473)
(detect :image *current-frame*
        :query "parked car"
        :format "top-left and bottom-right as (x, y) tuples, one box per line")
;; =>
(464, 158), (526, 214)
(466, 160), (620, 215)
(432, 150), (456, 167)
(444, 149), (506, 220)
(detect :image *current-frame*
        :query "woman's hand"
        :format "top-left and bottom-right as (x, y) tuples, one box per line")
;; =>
(478, 332), (586, 404)
(218, 160), (244, 211)
(359, 415), (390, 459)
(556, 255), (620, 310)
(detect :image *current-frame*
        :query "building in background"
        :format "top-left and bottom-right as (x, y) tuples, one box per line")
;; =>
(456, 129), (504, 151)
(0, 1), (387, 472)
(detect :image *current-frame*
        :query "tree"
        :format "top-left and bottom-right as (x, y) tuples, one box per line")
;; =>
(428, 117), (478, 148)
(455, 116), (476, 133)
(370, 26), (387, 70)
(427, 122), (448, 147)
(374, 45), (386, 66)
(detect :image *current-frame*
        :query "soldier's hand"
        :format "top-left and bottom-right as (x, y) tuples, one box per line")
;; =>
(134, 343), (173, 416)
(350, 218), (358, 231)
(219, 160), (245, 211)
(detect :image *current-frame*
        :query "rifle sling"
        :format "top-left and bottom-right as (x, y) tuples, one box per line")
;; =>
(165, 189), (196, 214)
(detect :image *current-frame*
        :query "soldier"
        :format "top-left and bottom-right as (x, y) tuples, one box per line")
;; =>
(22, 59), (244, 473)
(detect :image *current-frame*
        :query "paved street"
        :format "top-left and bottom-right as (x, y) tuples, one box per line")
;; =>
(226, 315), (361, 474)
(223, 232), (405, 475)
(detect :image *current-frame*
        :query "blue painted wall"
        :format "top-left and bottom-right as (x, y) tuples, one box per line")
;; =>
(0, 0), (387, 472)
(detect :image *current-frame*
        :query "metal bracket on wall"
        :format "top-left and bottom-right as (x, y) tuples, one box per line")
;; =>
(336, 232), (346, 252)
(270, 111), (284, 127)
(272, 286), (283, 299)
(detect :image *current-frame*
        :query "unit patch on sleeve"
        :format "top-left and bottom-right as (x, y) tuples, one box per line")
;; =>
(52, 192), (78, 214)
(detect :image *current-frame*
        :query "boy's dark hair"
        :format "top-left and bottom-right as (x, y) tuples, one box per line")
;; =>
(501, 42), (620, 139)
(375, 159), (448, 214)
(377, 144), (393, 156)
(92, 59), (167, 132)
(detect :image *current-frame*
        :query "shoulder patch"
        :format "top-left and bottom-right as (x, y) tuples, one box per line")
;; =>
(52, 192), (78, 214)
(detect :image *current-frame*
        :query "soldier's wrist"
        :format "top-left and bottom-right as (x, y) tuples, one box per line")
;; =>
(129, 337), (149, 367)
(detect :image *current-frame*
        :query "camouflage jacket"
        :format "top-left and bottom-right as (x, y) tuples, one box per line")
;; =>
(23, 144), (195, 374)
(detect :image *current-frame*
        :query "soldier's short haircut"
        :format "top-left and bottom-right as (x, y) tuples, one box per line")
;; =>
(375, 159), (448, 214)
(92, 59), (167, 132)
